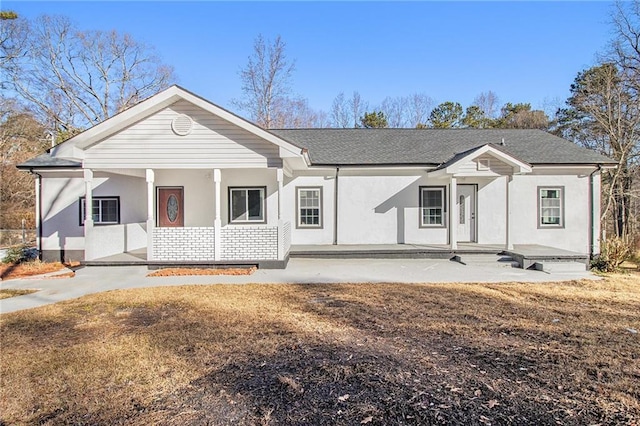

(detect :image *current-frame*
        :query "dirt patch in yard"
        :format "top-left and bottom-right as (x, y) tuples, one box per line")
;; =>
(0, 275), (638, 425)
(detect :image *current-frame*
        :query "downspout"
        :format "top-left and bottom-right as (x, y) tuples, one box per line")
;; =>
(333, 166), (340, 245)
(588, 165), (602, 258)
(29, 169), (43, 261)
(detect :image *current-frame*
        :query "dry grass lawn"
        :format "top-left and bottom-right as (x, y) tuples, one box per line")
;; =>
(0, 289), (36, 300)
(1, 275), (639, 425)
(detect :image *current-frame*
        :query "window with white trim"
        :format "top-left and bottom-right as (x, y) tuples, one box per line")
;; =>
(297, 187), (322, 228)
(80, 197), (120, 225)
(538, 187), (564, 227)
(420, 186), (446, 227)
(229, 187), (266, 223)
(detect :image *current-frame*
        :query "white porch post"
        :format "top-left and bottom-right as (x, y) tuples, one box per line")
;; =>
(277, 168), (285, 260)
(277, 168), (284, 221)
(449, 177), (457, 250)
(34, 176), (41, 254)
(505, 175), (514, 250)
(146, 169), (155, 260)
(214, 169), (222, 261)
(83, 169), (94, 260)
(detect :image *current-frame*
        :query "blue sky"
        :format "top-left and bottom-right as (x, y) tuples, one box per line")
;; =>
(6, 1), (614, 116)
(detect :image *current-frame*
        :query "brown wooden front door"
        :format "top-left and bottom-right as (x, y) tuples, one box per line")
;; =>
(158, 187), (184, 227)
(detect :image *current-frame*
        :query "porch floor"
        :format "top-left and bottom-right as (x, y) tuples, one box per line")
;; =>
(290, 243), (505, 256)
(84, 244), (589, 269)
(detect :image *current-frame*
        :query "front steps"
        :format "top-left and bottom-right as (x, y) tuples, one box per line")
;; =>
(452, 253), (587, 272)
(452, 253), (520, 268)
(531, 261), (588, 273)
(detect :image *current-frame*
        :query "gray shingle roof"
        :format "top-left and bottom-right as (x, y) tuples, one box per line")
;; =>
(270, 129), (615, 166)
(17, 153), (82, 169)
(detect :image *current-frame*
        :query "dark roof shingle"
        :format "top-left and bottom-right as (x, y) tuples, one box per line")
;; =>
(17, 153), (82, 169)
(270, 128), (615, 166)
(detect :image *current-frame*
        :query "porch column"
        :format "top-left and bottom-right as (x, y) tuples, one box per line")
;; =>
(214, 169), (222, 261)
(34, 176), (41, 254)
(277, 168), (285, 260)
(83, 169), (94, 260)
(505, 175), (514, 250)
(277, 168), (284, 220)
(146, 169), (155, 260)
(449, 177), (457, 250)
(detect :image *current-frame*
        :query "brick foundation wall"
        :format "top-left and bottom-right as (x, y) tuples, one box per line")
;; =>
(153, 227), (215, 261)
(220, 226), (278, 261)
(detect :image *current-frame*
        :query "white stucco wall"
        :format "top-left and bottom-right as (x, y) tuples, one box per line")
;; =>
(509, 171), (592, 253)
(40, 171), (147, 256)
(474, 176), (507, 245)
(283, 172), (336, 245)
(334, 170), (450, 245)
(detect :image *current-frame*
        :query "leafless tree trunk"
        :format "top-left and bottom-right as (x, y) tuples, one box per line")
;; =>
(473, 91), (500, 118)
(0, 98), (48, 229)
(348, 91), (368, 128)
(407, 93), (435, 128)
(271, 97), (329, 128)
(233, 34), (295, 129)
(2, 14), (174, 135)
(380, 96), (408, 128)
(330, 92), (351, 128)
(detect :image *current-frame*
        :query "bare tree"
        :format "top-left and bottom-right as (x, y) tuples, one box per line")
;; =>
(0, 98), (48, 229)
(472, 91), (500, 118)
(0, 11), (28, 85)
(348, 91), (368, 128)
(233, 34), (295, 129)
(406, 93), (434, 128)
(2, 14), (175, 134)
(330, 92), (351, 128)
(271, 97), (329, 128)
(380, 96), (408, 128)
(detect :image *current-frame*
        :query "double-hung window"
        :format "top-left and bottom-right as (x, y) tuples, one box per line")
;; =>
(297, 187), (322, 228)
(229, 187), (266, 223)
(538, 187), (564, 227)
(79, 197), (120, 225)
(419, 186), (446, 227)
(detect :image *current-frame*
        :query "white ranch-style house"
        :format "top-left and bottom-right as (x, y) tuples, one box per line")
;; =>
(19, 86), (616, 268)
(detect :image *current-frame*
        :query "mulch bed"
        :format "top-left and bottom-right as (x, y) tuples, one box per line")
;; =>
(147, 267), (256, 277)
(0, 261), (78, 281)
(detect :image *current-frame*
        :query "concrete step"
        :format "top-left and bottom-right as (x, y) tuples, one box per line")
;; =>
(453, 254), (519, 268)
(533, 261), (587, 273)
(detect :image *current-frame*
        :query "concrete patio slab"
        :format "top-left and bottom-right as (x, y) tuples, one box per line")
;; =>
(0, 258), (598, 314)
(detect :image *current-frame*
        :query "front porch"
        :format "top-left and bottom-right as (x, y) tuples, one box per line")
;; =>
(84, 243), (588, 271)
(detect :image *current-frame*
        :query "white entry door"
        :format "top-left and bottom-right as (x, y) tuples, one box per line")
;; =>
(457, 185), (476, 242)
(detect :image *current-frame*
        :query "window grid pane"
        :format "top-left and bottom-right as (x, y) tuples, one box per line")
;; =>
(540, 188), (563, 226)
(81, 197), (119, 224)
(298, 188), (321, 227)
(421, 188), (444, 226)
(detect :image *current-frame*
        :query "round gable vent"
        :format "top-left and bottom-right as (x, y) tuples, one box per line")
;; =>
(171, 114), (193, 136)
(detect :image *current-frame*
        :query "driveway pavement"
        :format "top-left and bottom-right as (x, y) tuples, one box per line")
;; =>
(0, 258), (597, 314)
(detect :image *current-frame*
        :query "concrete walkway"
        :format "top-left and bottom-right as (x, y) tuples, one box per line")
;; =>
(0, 258), (597, 314)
